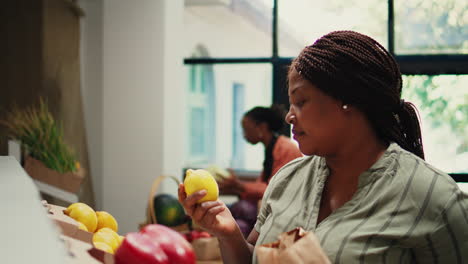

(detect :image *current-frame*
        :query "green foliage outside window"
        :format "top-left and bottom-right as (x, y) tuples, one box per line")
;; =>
(395, 0), (467, 54)
(403, 75), (468, 154)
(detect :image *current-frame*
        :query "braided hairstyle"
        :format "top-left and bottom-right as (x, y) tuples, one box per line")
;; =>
(290, 30), (424, 159)
(244, 104), (287, 133)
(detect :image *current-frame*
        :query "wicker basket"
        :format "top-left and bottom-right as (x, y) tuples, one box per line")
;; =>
(140, 175), (189, 232)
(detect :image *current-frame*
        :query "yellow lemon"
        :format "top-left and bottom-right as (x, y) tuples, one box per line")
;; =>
(184, 169), (219, 203)
(96, 211), (118, 232)
(93, 230), (118, 252)
(93, 241), (114, 254)
(77, 221), (88, 232)
(98, 228), (120, 244)
(64, 202), (89, 215)
(64, 203), (98, 232)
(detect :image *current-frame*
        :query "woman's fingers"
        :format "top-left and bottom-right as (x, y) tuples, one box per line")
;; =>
(178, 183), (186, 202)
(178, 183), (208, 216)
(186, 190), (207, 205)
(192, 200), (222, 222)
(205, 206), (225, 226)
(178, 184), (227, 230)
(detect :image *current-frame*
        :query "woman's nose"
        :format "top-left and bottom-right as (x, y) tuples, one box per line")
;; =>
(285, 111), (296, 125)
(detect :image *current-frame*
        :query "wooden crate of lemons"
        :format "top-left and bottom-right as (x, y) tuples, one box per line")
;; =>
(64, 202), (123, 254)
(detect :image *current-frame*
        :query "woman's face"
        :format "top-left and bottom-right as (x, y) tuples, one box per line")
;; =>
(241, 116), (261, 145)
(286, 68), (348, 156)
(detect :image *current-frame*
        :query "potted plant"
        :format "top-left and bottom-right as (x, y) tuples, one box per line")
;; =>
(1, 99), (84, 193)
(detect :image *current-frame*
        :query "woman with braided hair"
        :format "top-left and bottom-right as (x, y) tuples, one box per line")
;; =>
(218, 105), (302, 237)
(179, 31), (468, 264)
(219, 105), (302, 201)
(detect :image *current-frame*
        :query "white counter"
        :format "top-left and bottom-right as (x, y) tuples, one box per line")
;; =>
(0, 156), (68, 263)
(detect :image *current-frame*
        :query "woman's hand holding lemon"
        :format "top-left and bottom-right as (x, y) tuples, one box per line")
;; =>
(179, 169), (239, 239)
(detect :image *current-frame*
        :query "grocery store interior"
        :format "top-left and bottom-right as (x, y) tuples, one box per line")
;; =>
(2, 0), (467, 263)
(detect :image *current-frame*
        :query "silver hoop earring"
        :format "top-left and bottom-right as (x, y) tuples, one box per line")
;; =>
(342, 105), (348, 110)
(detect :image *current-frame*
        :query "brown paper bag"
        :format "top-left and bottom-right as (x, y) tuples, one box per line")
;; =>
(256, 227), (330, 264)
(192, 237), (222, 261)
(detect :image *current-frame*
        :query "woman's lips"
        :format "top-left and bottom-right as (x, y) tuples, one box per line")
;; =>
(292, 129), (305, 140)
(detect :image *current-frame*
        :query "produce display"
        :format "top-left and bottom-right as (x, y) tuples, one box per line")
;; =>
(61, 170), (221, 263)
(64, 202), (123, 254)
(115, 224), (196, 264)
(184, 169), (219, 203)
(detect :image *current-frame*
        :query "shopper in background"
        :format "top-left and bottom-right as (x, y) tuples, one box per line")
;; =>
(179, 31), (468, 264)
(219, 105), (302, 237)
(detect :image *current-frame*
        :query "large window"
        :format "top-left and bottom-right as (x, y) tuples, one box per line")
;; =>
(278, 0), (388, 57)
(402, 75), (468, 173)
(394, 0), (467, 54)
(185, 61), (272, 170)
(184, 0), (468, 176)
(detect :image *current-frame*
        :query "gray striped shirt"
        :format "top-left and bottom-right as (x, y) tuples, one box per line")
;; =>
(254, 143), (468, 263)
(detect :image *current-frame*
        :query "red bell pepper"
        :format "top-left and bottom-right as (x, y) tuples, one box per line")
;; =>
(115, 232), (169, 264)
(141, 225), (196, 264)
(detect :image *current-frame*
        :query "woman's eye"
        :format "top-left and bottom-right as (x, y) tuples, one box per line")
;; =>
(295, 100), (305, 107)
(289, 96), (306, 108)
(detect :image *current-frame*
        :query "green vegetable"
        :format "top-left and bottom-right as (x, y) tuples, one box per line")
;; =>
(153, 194), (187, 227)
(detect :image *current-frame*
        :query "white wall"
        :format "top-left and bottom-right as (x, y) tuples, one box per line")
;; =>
(161, 1), (186, 195)
(80, 0), (103, 210)
(80, 0), (185, 234)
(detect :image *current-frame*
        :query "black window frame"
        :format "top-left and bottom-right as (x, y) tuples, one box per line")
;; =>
(184, 0), (468, 181)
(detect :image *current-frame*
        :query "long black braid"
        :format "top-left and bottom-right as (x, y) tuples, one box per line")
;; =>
(290, 30), (424, 159)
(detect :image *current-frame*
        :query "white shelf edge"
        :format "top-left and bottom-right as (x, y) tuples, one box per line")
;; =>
(33, 180), (79, 203)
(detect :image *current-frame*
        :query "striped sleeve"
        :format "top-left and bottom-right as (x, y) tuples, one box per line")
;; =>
(254, 171), (277, 232)
(254, 188), (271, 232)
(413, 189), (468, 264)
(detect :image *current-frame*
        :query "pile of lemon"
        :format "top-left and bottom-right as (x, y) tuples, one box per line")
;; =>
(64, 203), (124, 254)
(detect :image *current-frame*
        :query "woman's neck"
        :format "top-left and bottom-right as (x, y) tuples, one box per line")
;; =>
(325, 132), (387, 181)
(261, 132), (274, 147)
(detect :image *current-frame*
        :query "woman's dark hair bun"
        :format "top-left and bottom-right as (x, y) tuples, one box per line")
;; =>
(245, 104), (288, 132)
